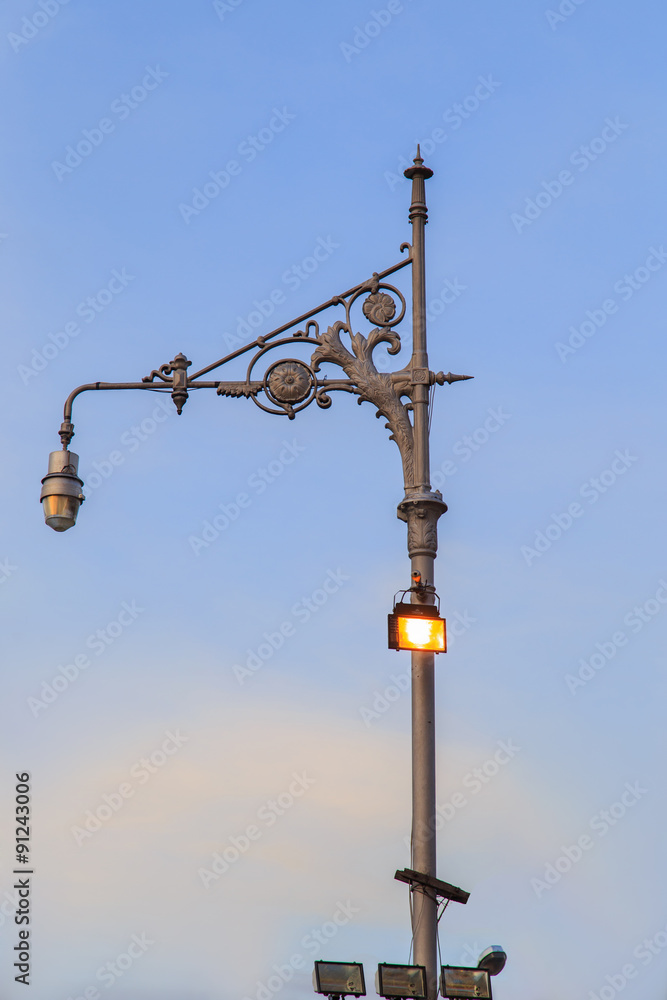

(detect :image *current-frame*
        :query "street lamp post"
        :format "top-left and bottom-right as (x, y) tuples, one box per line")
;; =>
(41, 151), (471, 998)
(401, 150), (444, 1000)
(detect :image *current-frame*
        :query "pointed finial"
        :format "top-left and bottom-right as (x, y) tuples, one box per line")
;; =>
(436, 372), (474, 385)
(404, 147), (433, 180)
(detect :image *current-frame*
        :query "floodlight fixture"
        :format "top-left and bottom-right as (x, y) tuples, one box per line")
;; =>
(394, 868), (470, 905)
(440, 966), (492, 1000)
(313, 961), (366, 998)
(375, 963), (427, 999)
(388, 594), (446, 653)
(40, 450), (85, 531)
(477, 947), (507, 977)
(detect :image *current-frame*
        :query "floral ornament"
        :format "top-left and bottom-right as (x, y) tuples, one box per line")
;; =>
(266, 361), (312, 403)
(362, 291), (396, 326)
(311, 321), (414, 489)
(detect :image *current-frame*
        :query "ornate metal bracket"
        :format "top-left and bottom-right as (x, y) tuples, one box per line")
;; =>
(59, 246), (471, 496)
(131, 264), (470, 491)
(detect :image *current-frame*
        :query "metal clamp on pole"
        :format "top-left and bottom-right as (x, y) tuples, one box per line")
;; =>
(394, 869), (470, 905)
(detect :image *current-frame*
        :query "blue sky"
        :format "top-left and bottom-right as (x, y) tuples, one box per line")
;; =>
(1, 2), (666, 999)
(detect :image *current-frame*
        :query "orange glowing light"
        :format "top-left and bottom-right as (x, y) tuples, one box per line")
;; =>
(398, 615), (445, 651)
(388, 603), (447, 653)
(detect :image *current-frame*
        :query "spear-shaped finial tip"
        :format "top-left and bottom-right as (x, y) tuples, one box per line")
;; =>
(404, 145), (433, 180)
(436, 372), (475, 385)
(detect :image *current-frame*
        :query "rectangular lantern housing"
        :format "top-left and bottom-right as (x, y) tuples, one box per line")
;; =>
(313, 962), (366, 997)
(376, 964), (427, 999)
(440, 967), (492, 1000)
(388, 603), (446, 653)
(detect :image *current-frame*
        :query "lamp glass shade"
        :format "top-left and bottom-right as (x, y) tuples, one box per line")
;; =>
(440, 967), (491, 1000)
(42, 494), (81, 532)
(388, 603), (446, 652)
(376, 964), (427, 998)
(477, 947), (506, 976)
(398, 615), (445, 651)
(313, 962), (366, 997)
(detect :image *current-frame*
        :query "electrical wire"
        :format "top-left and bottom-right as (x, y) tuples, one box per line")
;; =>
(427, 382), (435, 434)
(408, 830), (414, 963)
(436, 899), (450, 988)
(408, 889), (431, 966)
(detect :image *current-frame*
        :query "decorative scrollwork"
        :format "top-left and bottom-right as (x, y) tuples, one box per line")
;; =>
(216, 382), (262, 399)
(363, 291), (396, 326)
(293, 319), (320, 340)
(142, 363), (173, 384)
(206, 277), (419, 482)
(311, 321), (415, 487)
(315, 386), (333, 409)
(242, 341), (322, 419)
(265, 360), (313, 404)
(344, 280), (407, 333)
(205, 260), (432, 486)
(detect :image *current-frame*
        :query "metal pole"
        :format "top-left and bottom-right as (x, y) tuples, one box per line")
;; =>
(46, 149), (449, 992)
(400, 148), (443, 1000)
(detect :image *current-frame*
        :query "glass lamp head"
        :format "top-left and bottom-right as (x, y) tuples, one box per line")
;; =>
(375, 964), (427, 999)
(313, 962), (366, 997)
(440, 967), (492, 1000)
(477, 947), (507, 977)
(40, 451), (85, 531)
